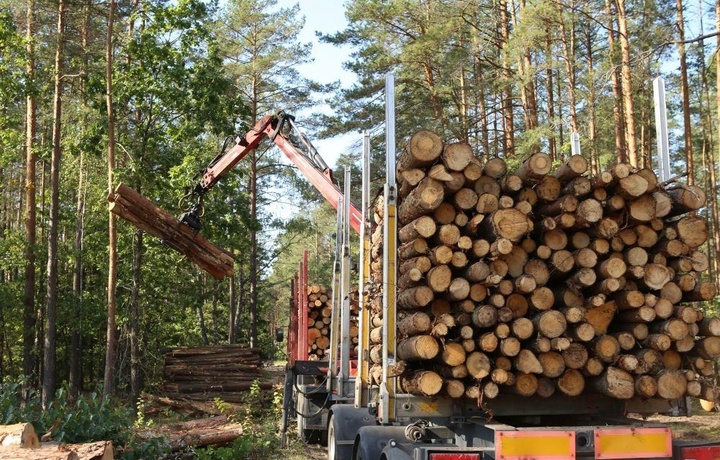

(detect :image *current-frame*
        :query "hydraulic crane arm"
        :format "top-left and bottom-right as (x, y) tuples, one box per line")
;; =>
(181, 111), (361, 234)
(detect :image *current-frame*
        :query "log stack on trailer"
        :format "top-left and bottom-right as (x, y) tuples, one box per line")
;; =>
(367, 129), (720, 403)
(306, 284), (333, 359)
(304, 284), (360, 361)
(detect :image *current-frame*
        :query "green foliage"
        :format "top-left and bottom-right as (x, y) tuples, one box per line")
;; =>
(0, 9), (26, 164)
(198, 382), (282, 460)
(0, 382), (169, 459)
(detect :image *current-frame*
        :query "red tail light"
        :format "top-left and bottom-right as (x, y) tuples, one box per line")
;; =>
(678, 445), (720, 460)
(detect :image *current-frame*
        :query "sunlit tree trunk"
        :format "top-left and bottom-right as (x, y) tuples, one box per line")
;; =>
(584, 27), (598, 176)
(615, 0), (638, 166)
(499, 0), (515, 156)
(249, 87), (259, 347)
(69, 0), (93, 401)
(557, 0), (578, 141)
(696, 0), (718, 285)
(712, 0), (720, 288)
(130, 230), (143, 404)
(104, 0), (118, 398)
(228, 273), (236, 343)
(70, 150), (85, 401)
(676, 0), (694, 185)
(606, 0), (626, 163)
(43, 0), (66, 408)
(545, 31), (557, 162)
(471, 26), (490, 159)
(24, 0), (38, 391)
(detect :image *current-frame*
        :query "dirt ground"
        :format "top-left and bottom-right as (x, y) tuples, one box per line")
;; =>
(645, 410), (720, 441)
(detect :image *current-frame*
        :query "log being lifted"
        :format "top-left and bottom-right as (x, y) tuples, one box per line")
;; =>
(108, 184), (234, 279)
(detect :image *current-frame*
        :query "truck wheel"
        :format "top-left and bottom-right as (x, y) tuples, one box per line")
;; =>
(327, 413), (353, 460)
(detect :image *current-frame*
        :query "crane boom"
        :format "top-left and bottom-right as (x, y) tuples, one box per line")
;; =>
(185, 111), (361, 234)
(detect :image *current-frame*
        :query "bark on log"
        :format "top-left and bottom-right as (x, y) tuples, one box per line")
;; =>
(400, 371), (443, 396)
(109, 184), (234, 279)
(442, 142), (474, 171)
(399, 130), (444, 170)
(592, 367), (635, 399)
(397, 335), (440, 361)
(515, 153), (552, 184)
(398, 178), (445, 225)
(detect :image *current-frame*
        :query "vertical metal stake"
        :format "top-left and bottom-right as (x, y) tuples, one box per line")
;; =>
(571, 132), (581, 157)
(380, 73), (397, 423)
(355, 131), (371, 408)
(654, 77), (671, 182)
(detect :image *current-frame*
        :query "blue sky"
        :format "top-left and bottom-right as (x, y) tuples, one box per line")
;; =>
(276, 0), (355, 86)
(274, 0), (359, 170)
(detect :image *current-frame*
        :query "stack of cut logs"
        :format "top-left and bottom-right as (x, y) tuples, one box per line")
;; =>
(163, 345), (272, 402)
(306, 285), (360, 360)
(367, 129), (720, 402)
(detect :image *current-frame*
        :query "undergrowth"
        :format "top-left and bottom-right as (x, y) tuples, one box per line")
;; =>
(0, 377), (307, 459)
(196, 380), (284, 460)
(0, 381), (169, 459)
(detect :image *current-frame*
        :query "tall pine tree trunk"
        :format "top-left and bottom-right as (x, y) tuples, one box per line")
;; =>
(70, 151), (84, 401)
(585, 27), (598, 176)
(606, 0), (626, 163)
(615, 0), (638, 166)
(104, 0), (118, 398)
(228, 274), (236, 343)
(557, 1), (578, 138)
(712, 0), (720, 288)
(499, 0), (515, 156)
(23, 0), (38, 391)
(676, 0), (694, 185)
(70, 0), (92, 401)
(130, 230), (143, 404)
(43, 0), (66, 408)
(249, 148), (258, 348)
(248, 85), (260, 348)
(545, 31), (557, 162)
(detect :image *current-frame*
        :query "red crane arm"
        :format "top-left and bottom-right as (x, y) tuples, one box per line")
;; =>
(196, 113), (362, 234)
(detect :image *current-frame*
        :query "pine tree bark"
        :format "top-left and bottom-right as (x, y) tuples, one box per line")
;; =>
(104, 0), (118, 399)
(676, 0), (694, 185)
(615, 0), (638, 166)
(44, 0), (66, 408)
(23, 0), (38, 391)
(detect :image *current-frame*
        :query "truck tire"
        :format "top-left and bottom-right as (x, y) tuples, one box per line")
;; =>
(327, 405), (375, 460)
(328, 413), (352, 460)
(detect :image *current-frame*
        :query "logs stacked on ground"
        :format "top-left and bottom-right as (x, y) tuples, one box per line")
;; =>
(305, 285), (360, 360)
(163, 345), (273, 402)
(366, 129), (720, 402)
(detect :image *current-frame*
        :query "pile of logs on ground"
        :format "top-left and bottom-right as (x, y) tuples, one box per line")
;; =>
(305, 285), (360, 360)
(367, 129), (720, 402)
(0, 423), (112, 459)
(163, 345), (273, 402)
(138, 415), (243, 453)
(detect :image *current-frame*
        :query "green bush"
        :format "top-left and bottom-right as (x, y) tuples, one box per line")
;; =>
(0, 381), (169, 459)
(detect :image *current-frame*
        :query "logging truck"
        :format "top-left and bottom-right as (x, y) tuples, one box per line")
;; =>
(109, 77), (720, 459)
